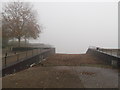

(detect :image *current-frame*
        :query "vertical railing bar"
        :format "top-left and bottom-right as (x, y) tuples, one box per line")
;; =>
(5, 52), (7, 67)
(2, 48), (54, 67)
(111, 50), (112, 55)
(32, 49), (33, 56)
(5, 57), (6, 67)
(26, 50), (27, 58)
(17, 54), (19, 61)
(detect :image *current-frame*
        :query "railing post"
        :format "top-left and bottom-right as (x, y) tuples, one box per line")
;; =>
(32, 49), (33, 56)
(31, 50), (32, 56)
(5, 52), (7, 67)
(34, 49), (36, 55)
(26, 50), (27, 58)
(17, 54), (19, 61)
(117, 50), (119, 56)
(33, 49), (34, 55)
(111, 50), (112, 55)
(5, 57), (7, 67)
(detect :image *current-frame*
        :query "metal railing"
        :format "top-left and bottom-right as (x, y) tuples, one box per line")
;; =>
(2, 48), (49, 68)
(98, 49), (120, 58)
(89, 46), (120, 58)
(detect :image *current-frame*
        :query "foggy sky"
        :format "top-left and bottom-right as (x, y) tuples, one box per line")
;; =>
(29, 2), (118, 54)
(1, 1), (118, 54)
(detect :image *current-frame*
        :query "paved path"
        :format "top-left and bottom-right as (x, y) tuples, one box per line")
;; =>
(74, 66), (118, 88)
(54, 66), (118, 88)
(2, 54), (119, 88)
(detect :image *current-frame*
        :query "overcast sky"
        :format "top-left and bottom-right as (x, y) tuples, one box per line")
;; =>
(1, 1), (118, 54)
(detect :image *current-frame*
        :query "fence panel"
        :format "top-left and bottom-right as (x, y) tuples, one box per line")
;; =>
(2, 57), (5, 67)
(19, 52), (26, 60)
(5, 55), (17, 66)
(2, 48), (55, 68)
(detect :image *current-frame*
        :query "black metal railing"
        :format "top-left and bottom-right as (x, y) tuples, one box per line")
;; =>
(89, 46), (120, 58)
(2, 48), (55, 68)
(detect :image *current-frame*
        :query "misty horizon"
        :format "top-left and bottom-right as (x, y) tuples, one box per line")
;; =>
(2, 1), (118, 54)
(28, 2), (118, 54)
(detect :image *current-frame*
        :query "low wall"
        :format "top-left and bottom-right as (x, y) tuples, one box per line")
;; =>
(2, 48), (55, 77)
(86, 48), (120, 67)
(12, 47), (48, 51)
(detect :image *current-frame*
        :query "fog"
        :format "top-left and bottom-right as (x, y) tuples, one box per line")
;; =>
(2, 1), (118, 54)
(29, 2), (118, 54)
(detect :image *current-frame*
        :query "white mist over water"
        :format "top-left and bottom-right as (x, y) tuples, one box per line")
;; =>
(2, 1), (118, 54)
(29, 2), (118, 54)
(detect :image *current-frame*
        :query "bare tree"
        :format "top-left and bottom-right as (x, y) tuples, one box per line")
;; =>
(0, 15), (2, 48)
(2, 17), (11, 47)
(2, 2), (41, 47)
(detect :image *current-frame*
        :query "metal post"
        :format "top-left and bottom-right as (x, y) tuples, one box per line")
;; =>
(41, 48), (42, 52)
(32, 49), (33, 56)
(17, 54), (19, 61)
(117, 50), (118, 56)
(34, 49), (35, 55)
(5, 52), (7, 67)
(111, 50), (112, 55)
(36, 49), (37, 54)
(26, 51), (27, 58)
(5, 57), (6, 67)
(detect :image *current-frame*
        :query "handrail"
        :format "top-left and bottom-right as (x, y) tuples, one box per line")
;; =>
(2, 48), (55, 67)
(89, 46), (120, 58)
